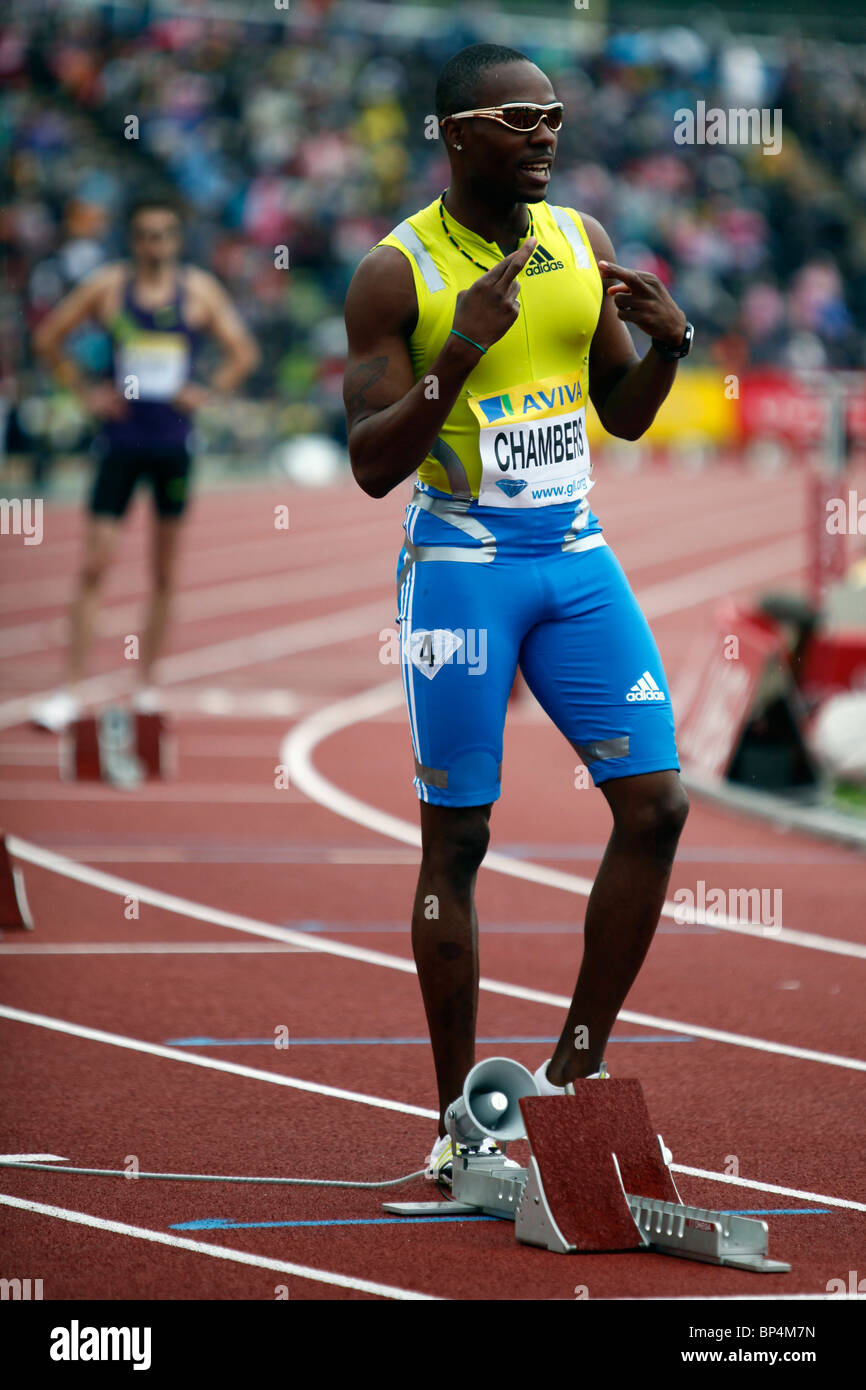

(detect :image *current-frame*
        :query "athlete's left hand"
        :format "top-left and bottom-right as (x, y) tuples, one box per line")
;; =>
(597, 261), (686, 349)
(172, 384), (211, 414)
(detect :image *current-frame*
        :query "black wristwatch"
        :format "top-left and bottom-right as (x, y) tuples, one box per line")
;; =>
(652, 321), (694, 360)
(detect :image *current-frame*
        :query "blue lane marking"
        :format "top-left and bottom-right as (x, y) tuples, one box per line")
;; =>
(164, 1033), (696, 1047)
(171, 1216), (498, 1231)
(719, 1209), (831, 1216)
(172, 1209), (828, 1232)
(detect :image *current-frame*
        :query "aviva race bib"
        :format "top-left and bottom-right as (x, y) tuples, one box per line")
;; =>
(115, 333), (190, 402)
(468, 372), (592, 508)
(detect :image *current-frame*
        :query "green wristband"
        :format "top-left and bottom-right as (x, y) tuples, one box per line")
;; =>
(450, 328), (487, 355)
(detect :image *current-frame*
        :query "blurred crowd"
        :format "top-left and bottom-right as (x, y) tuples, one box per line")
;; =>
(1, 0), (865, 467)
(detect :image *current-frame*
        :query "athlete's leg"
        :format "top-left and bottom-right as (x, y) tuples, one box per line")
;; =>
(396, 498), (537, 1131)
(67, 515), (124, 683)
(141, 446), (192, 685)
(69, 445), (139, 683)
(545, 769), (688, 1084)
(412, 801), (492, 1134)
(32, 454), (134, 727)
(140, 515), (183, 685)
(519, 540), (688, 1083)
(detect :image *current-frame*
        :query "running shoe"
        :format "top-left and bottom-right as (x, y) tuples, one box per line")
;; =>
(30, 689), (80, 732)
(426, 1133), (454, 1185)
(425, 1133), (519, 1186)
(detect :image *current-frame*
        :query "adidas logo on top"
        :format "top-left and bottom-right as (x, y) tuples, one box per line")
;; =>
(626, 670), (666, 702)
(525, 243), (564, 276)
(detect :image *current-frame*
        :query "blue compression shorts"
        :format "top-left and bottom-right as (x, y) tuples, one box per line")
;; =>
(395, 484), (680, 806)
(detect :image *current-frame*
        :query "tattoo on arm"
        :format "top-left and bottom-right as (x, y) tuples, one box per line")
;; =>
(344, 355), (389, 419)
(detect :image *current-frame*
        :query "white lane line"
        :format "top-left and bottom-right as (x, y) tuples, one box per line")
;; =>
(280, 681), (866, 960)
(0, 942), (316, 955)
(7, 847), (420, 865)
(6, 836), (865, 1071)
(670, 1165), (866, 1214)
(0, 1193), (440, 1301)
(0, 1154), (67, 1163)
(2, 785), (308, 804)
(0, 1004), (438, 1120)
(0, 846), (418, 866)
(0, 596), (390, 732)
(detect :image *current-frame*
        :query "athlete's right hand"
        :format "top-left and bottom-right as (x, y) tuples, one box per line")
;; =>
(80, 383), (128, 421)
(451, 237), (536, 352)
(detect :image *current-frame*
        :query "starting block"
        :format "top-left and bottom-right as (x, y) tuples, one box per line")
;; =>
(60, 707), (173, 788)
(385, 1064), (790, 1274)
(0, 833), (32, 930)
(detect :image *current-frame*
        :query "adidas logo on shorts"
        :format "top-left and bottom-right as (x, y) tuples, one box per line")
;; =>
(626, 670), (666, 702)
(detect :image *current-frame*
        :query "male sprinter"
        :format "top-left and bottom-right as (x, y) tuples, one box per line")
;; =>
(343, 45), (693, 1180)
(32, 196), (259, 730)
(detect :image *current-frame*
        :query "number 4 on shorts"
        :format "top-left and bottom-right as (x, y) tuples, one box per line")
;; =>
(405, 629), (464, 680)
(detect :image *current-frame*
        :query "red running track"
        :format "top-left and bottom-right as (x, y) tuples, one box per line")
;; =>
(1, 463), (864, 1301)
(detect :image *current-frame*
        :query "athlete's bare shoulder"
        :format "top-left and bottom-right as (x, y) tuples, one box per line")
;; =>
(70, 262), (126, 319)
(175, 265), (259, 361)
(182, 263), (221, 296)
(345, 244), (417, 342)
(569, 212), (616, 264)
(84, 261), (126, 294)
(176, 264), (242, 333)
(180, 264), (227, 311)
(90, 261), (127, 284)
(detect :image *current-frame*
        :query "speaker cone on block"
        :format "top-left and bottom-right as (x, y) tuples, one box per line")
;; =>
(447, 1056), (540, 1146)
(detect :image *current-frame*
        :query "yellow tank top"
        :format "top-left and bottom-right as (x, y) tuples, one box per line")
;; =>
(375, 196), (602, 504)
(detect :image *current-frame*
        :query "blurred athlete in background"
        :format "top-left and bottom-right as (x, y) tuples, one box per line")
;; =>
(343, 45), (694, 1182)
(31, 195), (259, 731)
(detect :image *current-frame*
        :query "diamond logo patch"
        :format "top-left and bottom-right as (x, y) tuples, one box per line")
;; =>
(496, 478), (528, 497)
(406, 629), (464, 680)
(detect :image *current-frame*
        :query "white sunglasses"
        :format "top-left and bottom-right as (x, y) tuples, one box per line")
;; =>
(442, 101), (564, 133)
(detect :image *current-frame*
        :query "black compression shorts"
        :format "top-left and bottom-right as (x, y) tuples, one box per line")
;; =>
(89, 444), (193, 520)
